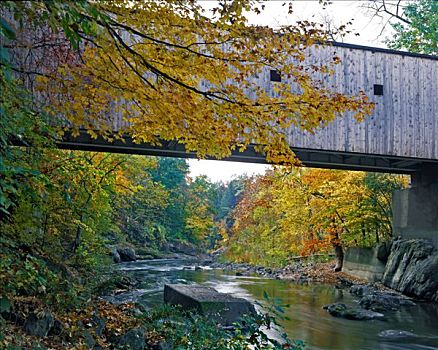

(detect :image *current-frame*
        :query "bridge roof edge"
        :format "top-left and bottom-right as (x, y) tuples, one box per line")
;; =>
(329, 41), (438, 61)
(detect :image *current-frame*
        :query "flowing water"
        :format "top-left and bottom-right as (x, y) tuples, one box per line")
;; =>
(110, 258), (438, 350)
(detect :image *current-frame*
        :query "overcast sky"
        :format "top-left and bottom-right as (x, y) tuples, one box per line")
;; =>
(189, 0), (395, 183)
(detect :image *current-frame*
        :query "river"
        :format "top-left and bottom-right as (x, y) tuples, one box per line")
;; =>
(109, 258), (438, 350)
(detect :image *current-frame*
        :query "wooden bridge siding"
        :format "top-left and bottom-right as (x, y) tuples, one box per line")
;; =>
(6, 19), (437, 160)
(261, 45), (438, 160)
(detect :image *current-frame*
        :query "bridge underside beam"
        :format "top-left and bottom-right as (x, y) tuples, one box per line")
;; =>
(58, 132), (437, 174)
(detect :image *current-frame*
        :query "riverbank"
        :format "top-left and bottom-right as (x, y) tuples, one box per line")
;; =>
(113, 244), (365, 286)
(208, 259), (367, 285)
(209, 258), (414, 293)
(3, 254), (305, 350)
(1, 276), (291, 350)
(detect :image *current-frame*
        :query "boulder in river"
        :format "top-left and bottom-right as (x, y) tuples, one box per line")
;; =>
(359, 292), (415, 312)
(349, 283), (415, 311)
(166, 241), (198, 256)
(114, 247), (137, 262)
(382, 239), (438, 301)
(164, 284), (256, 326)
(323, 303), (385, 321)
(349, 284), (374, 297)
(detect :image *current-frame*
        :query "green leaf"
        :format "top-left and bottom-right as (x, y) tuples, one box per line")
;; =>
(0, 17), (16, 40)
(0, 296), (11, 313)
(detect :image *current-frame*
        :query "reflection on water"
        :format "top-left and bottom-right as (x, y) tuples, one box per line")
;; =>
(112, 259), (438, 350)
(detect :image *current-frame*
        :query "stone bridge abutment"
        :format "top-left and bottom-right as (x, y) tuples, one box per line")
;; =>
(393, 165), (438, 247)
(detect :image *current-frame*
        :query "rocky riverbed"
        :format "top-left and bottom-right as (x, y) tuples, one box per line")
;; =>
(109, 247), (427, 308)
(102, 241), (438, 349)
(108, 256), (422, 319)
(104, 257), (438, 350)
(195, 259), (422, 322)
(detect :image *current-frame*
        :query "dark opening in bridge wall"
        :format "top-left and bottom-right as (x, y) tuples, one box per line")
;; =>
(270, 70), (281, 82)
(374, 84), (384, 96)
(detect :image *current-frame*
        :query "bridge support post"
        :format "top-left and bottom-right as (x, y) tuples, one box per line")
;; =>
(393, 165), (438, 247)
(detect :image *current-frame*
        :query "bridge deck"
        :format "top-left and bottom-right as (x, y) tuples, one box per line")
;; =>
(60, 131), (437, 174)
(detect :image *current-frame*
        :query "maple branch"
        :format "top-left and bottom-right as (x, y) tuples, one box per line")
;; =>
(3, 41), (70, 49)
(105, 17), (255, 64)
(1, 63), (55, 79)
(77, 10), (249, 64)
(107, 26), (243, 105)
(75, 31), (104, 49)
(107, 28), (157, 92)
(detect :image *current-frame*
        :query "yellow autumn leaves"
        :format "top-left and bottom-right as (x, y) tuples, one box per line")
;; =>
(30, 0), (374, 165)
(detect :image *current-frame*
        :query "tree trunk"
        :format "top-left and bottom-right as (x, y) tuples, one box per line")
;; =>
(333, 241), (344, 272)
(330, 216), (345, 272)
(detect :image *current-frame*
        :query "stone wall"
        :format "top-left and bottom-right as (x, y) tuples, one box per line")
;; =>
(343, 245), (388, 282)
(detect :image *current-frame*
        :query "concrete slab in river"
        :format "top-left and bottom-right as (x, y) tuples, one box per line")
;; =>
(164, 284), (256, 326)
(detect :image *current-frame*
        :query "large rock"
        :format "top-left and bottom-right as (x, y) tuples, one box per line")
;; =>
(359, 292), (415, 312)
(164, 284), (256, 326)
(323, 303), (384, 321)
(116, 247), (137, 262)
(349, 284), (374, 297)
(24, 311), (54, 337)
(167, 242), (198, 256)
(349, 283), (415, 311)
(382, 239), (438, 301)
